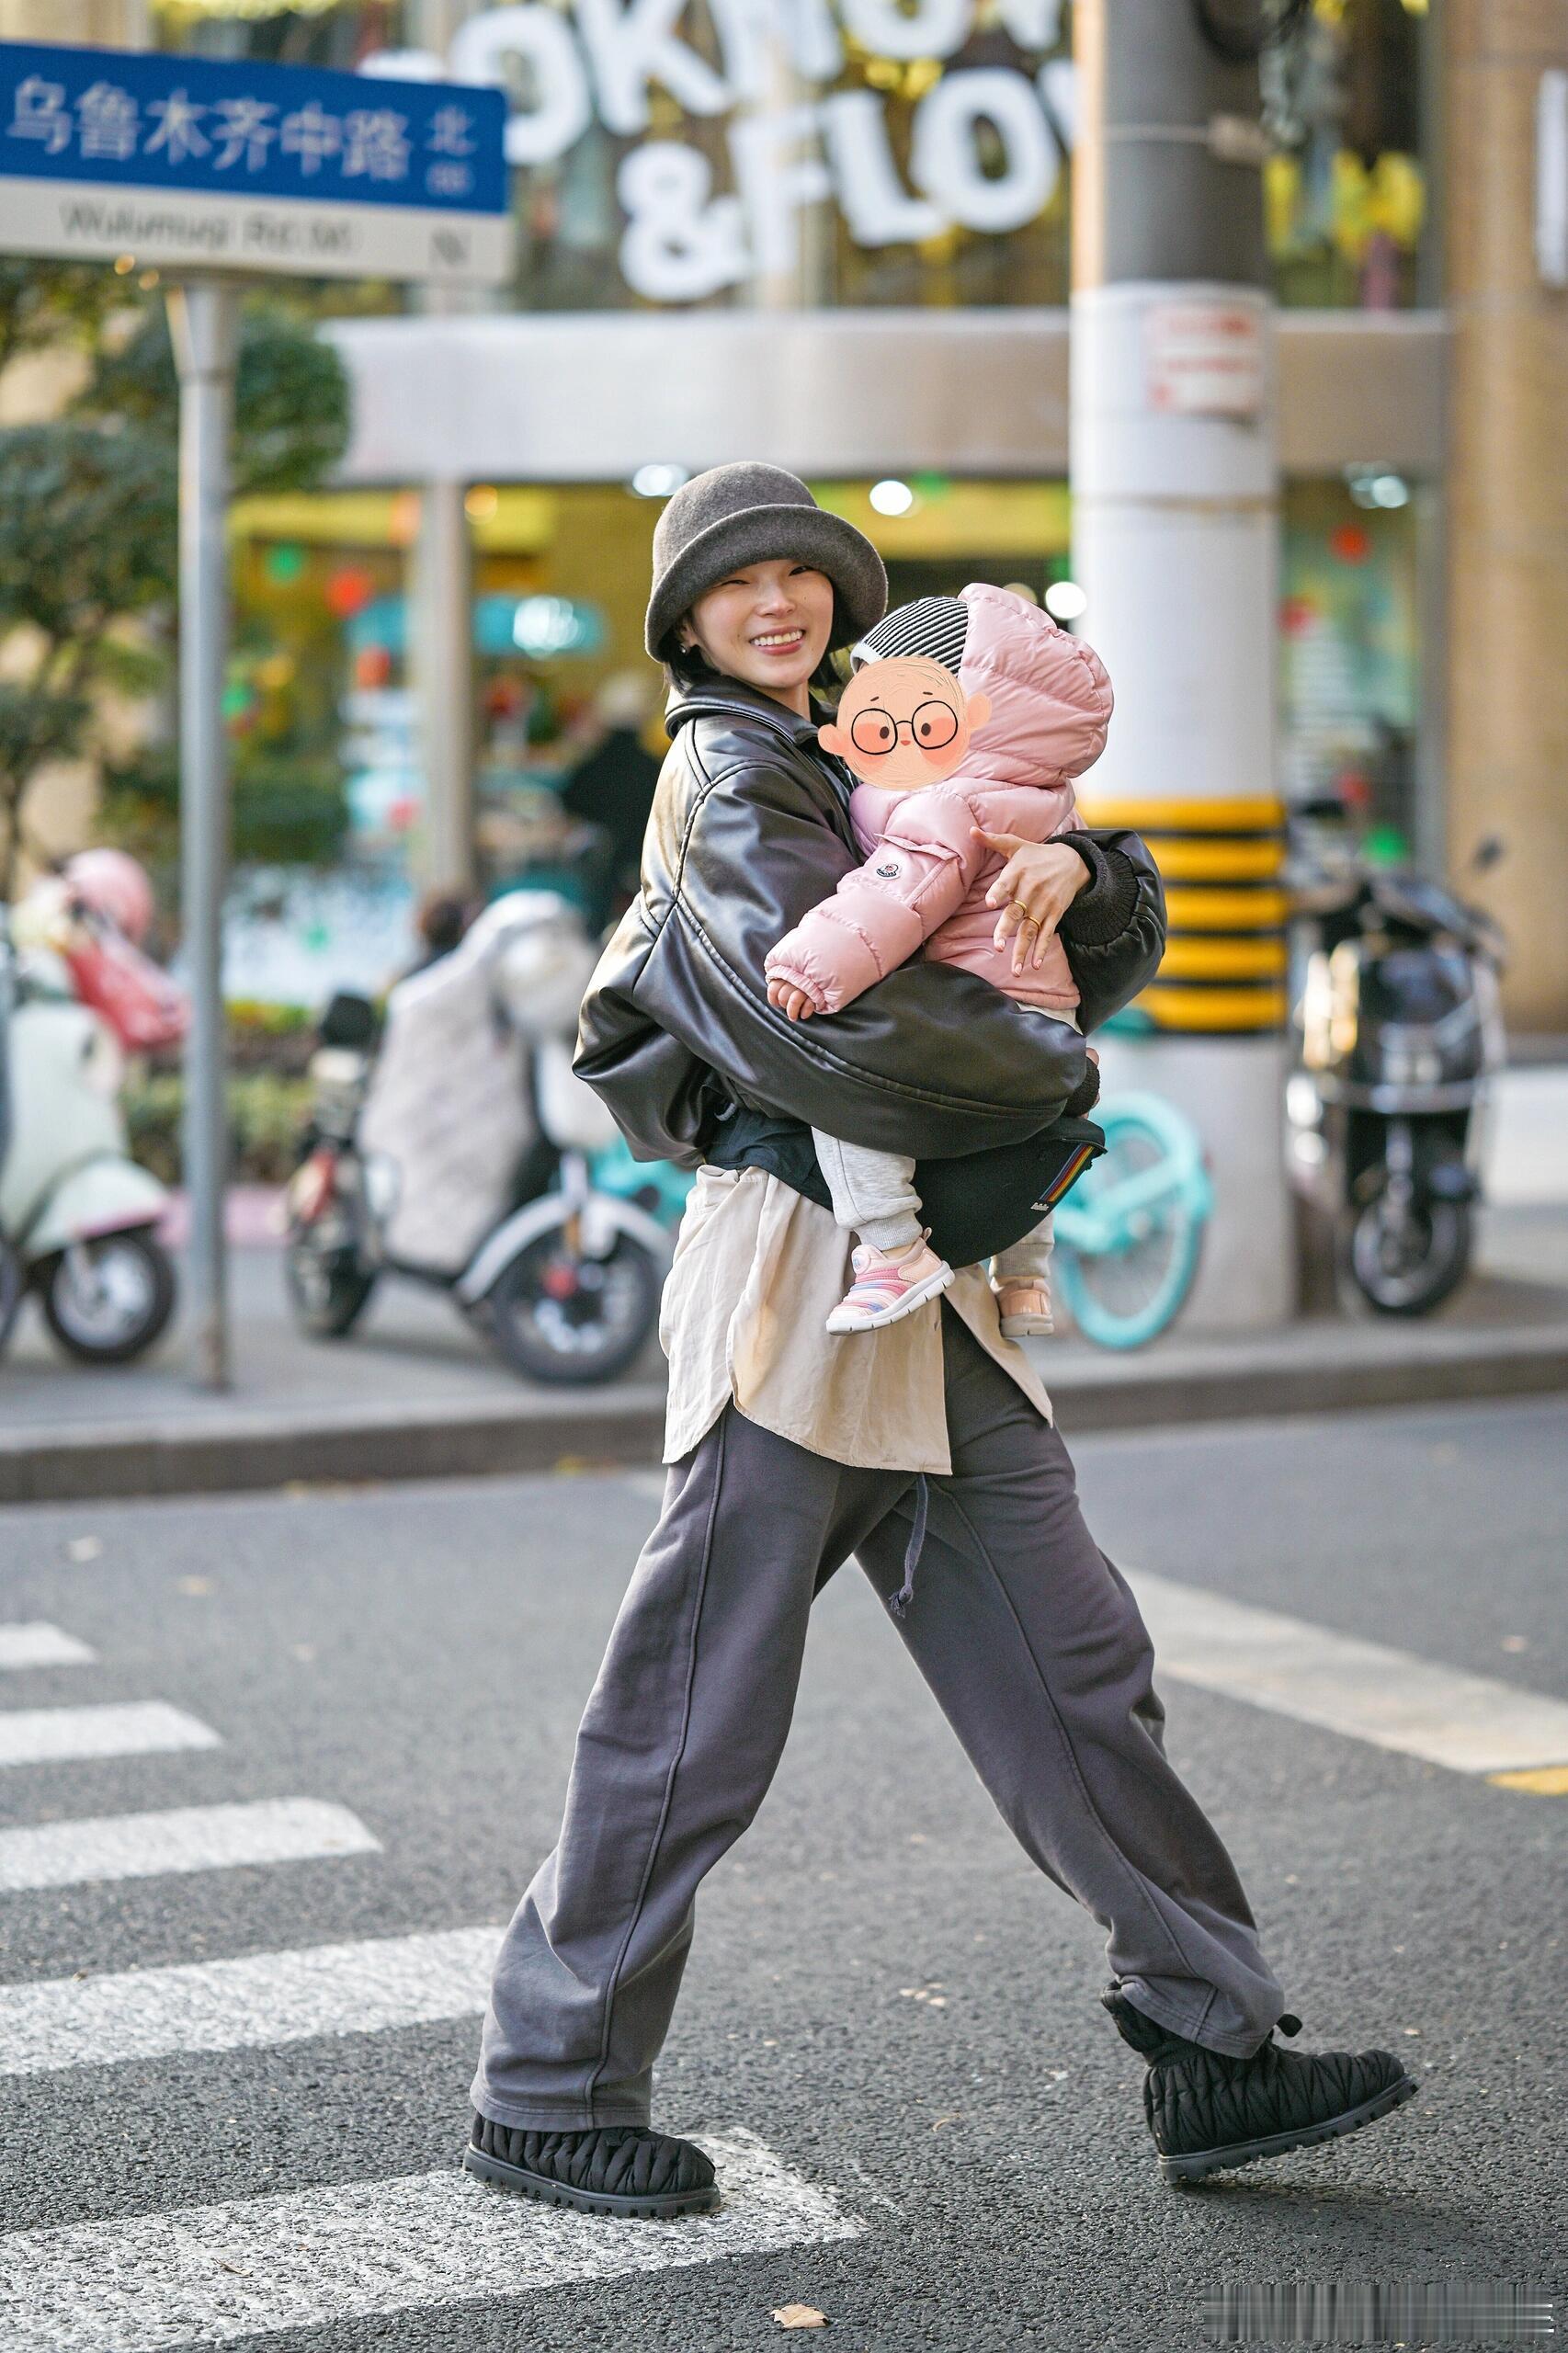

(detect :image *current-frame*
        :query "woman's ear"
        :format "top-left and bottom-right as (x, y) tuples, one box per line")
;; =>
(818, 721), (848, 756)
(965, 689), (992, 730)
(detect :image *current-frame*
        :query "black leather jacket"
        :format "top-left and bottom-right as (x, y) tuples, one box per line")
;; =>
(574, 677), (1165, 1172)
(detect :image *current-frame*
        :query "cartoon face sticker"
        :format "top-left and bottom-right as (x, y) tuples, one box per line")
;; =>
(819, 655), (992, 791)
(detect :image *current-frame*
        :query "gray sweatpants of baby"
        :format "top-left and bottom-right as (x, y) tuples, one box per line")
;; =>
(471, 1309), (1285, 2131)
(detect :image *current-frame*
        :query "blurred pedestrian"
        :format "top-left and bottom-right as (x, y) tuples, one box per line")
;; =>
(408, 888), (472, 977)
(559, 671), (661, 908)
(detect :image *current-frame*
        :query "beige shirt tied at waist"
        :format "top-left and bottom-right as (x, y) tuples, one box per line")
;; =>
(660, 1164), (1053, 1474)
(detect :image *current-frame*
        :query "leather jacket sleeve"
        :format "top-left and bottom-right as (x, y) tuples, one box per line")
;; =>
(647, 748), (1093, 1160)
(574, 694), (1165, 1168)
(1058, 828), (1167, 1031)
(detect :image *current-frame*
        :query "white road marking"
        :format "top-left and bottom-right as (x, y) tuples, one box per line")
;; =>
(0, 1701), (221, 1770)
(0, 2129), (865, 2352)
(0, 1925), (503, 2079)
(1133, 1571), (1568, 1776)
(0, 1800), (380, 1893)
(0, 1624), (96, 1672)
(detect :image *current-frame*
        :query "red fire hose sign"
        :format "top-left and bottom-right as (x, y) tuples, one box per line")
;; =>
(1145, 301), (1265, 420)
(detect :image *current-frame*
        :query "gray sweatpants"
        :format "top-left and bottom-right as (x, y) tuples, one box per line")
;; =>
(472, 1311), (1284, 2131)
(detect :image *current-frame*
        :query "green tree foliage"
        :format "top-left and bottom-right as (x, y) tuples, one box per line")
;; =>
(0, 264), (351, 895)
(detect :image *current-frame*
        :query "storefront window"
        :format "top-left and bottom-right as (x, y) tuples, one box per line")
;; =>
(1264, 0), (1428, 311)
(165, 0), (1427, 317)
(1279, 476), (1419, 854)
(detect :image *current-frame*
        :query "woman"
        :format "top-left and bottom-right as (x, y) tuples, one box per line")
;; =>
(463, 467), (1414, 2217)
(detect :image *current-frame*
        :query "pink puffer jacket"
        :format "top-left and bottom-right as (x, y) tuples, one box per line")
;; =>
(766, 584), (1113, 1016)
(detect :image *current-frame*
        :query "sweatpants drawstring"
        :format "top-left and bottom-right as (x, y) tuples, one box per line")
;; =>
(888, 1473), (929, 1620)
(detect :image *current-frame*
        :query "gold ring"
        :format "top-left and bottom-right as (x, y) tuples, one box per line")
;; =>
(1012, 901), (1038, 926)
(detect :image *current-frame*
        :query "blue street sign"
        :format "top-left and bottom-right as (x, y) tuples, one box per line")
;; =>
(0, 40), (511, 283)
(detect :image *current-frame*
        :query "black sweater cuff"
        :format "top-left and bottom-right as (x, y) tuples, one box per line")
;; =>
(1057, 836), (1142, 949)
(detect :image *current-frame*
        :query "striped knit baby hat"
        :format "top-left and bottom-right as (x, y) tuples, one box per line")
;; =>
(850, 595), (969, 675)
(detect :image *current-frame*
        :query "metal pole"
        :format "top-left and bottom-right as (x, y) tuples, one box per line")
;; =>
(1072, 0), (1295, 1328)
(411, 0), (480, 898)
(166, 279), (240, 1392)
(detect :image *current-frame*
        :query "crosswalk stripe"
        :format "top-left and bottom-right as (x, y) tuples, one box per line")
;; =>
(0, 1625), (97, 1672)
(0, 1800), (380, 1893)
(0, 2129), (865, 2351)
(0, 1701), (222, 1770)
(1132, 1571), (1568, 1776)
(0, 1925), (503, 2079)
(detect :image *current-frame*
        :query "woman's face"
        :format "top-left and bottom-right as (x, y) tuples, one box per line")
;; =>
(679, 560), (835, 706)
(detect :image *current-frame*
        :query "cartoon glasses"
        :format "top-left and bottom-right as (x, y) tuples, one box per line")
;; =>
(848, 700), (961, 756)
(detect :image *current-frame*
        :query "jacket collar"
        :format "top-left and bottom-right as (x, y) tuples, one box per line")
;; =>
(665, 675), (826, 750)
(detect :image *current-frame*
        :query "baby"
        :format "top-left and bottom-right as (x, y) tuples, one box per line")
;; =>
(764, 585), (1111, 1337)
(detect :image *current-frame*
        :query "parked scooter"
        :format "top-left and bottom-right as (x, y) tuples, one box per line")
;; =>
(1288, 822), (1506, 1315)
(285, 890), (682, 1384)
(0, 856), (185, 1363)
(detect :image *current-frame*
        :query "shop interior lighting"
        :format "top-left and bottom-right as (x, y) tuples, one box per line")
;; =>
(154, 0), (340, 17)
(1044, 580), (1088, 621)
(869, 479), (916, 517)
(464, 485), (500, 523)
(631, 463), (689, 500)
(1346, 469), (1410, 511)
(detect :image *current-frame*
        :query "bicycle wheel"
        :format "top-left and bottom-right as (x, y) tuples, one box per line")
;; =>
(1054, 1108), (1208, 1350)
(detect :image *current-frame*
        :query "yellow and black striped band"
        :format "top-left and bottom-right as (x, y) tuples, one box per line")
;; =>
(1079, 795), (1289, 1034)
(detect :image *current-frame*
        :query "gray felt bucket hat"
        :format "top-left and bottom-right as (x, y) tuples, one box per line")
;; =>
(644, 463), (887, 660)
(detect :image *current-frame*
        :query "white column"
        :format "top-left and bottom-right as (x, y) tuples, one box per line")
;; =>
(1072, 278), (1292, 1326)
(411, 472), (475, 893)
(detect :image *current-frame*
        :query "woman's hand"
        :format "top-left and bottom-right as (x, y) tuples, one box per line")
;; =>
(767, 975), (816, 1021)
(975, 832), (1090, 973)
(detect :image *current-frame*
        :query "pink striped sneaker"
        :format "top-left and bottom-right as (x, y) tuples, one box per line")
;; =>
(825, 1237), (954, 1334)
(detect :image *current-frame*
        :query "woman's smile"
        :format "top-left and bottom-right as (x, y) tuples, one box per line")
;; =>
(680, 560), (835, 713)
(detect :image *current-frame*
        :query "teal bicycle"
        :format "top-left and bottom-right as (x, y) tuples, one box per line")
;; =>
(1053, 1093), (1212, 1350)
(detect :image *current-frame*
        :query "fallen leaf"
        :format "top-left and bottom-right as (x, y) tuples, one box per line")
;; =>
(66, 1537), (102, 1563)
(771, 2305), (827, 2329)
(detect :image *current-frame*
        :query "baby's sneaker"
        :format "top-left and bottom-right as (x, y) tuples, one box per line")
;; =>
(996, 1279), (1054, 1338)
(826, 1238), (954, 1334)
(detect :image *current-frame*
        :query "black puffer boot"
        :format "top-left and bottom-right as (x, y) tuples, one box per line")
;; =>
(1103, 1987), (1417, 2186)
(463, 2113), (720, 2217)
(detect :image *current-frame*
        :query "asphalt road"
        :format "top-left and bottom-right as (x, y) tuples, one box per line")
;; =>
(1, 1396), (1564, 2352)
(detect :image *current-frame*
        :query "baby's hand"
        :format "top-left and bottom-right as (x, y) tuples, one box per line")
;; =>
(767, 976), (816, 1021)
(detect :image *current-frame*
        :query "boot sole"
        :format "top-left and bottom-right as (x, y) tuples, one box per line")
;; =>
(1160, 2071), (1418, 2186)
(461, 2141), (721, 2219)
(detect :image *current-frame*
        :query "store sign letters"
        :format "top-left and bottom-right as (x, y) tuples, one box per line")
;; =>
(363, 0), (1074, 301)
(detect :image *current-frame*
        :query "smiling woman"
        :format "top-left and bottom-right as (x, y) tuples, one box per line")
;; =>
(675, 561), (837, 719)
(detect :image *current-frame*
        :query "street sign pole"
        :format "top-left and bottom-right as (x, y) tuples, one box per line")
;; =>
(166, 279), (239, 1391)
(1, 39), (511, 1392)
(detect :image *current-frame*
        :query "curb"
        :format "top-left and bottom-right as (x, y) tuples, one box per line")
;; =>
(0, 1388), (669, 1506)
(3, 1323), (1567, 1506)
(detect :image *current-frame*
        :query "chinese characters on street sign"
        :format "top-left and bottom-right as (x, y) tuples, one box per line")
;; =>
(0, 41), (510, 283)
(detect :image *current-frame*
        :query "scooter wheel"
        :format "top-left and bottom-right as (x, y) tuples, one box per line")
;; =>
(40, 1230), (176, 1365)
(487, 1228), (661, 1385)
(285, 1238), (377, 1339)
(1338, 1183), (1471, 1317)
(0, 1237), (24, 1357)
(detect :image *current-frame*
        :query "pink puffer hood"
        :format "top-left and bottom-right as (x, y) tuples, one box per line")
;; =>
(951, 583), (1113, 789)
